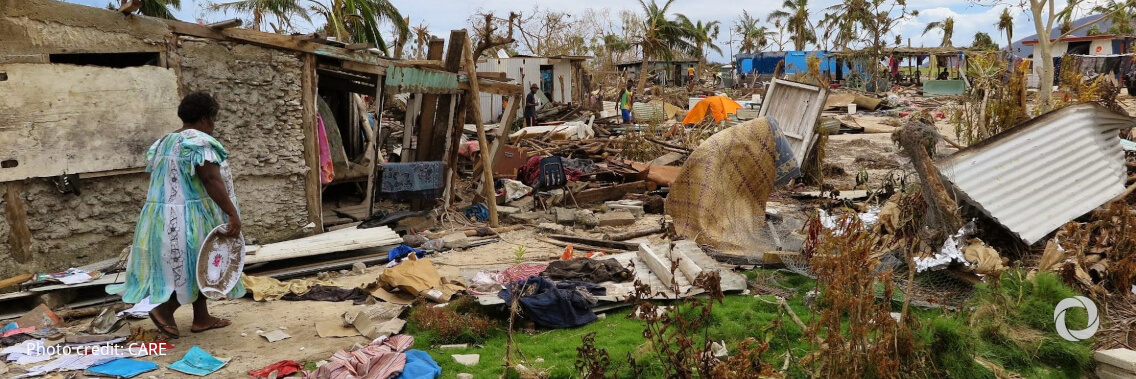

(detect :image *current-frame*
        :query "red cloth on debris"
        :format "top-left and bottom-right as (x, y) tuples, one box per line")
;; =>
(303, 334), (415, 379)
(517, 156), (586, 187)
(496, 262), (549, 285)
(249, 360), (302, 378)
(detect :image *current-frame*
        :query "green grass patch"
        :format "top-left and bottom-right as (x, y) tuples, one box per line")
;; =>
(403, 269), (1092, 378)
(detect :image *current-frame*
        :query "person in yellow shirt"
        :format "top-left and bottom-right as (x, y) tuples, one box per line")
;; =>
(687, 66), (696, 85)
(616, 81), (633, 124)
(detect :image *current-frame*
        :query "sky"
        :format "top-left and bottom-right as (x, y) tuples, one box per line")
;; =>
(69, 0), (1109, 63)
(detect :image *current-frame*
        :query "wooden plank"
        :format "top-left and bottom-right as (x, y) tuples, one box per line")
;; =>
(461, 36), (499, 227)
(0, 64), (180, 181)
(547, 235), (640, 251)
(244, 226), (402, 264)
(3, 182), (32, 263)
(395, 59), (446, 70)
(301, 54), (325, 233)
(78, 167), (145, 180)
(436, 31), (467, 208)
(460, 79), (523, 96)
(340, 60), (386, 75)
(207, 19), (242, 30)
(163, 19), (392, 70)
(413, 39), (446, 165)
(664, 242), (703, 283)
(574, 181), (648, 205)
(637, 243), (674, 287)
(346, 43), (374, 51)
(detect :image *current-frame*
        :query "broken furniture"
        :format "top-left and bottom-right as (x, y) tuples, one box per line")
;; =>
(533, 156), (579, 210)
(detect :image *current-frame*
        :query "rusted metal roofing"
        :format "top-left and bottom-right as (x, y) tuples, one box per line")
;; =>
(383, 66), (459, 94)
(935, 103), (1135, 244)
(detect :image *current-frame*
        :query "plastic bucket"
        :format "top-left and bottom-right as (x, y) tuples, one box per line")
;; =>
(847, 103), (857, 115)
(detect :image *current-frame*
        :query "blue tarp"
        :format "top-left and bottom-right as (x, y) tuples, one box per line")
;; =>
(395, 349), (443, 379)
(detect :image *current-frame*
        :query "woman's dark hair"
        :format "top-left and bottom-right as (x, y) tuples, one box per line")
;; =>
(177, 92), (219, 124)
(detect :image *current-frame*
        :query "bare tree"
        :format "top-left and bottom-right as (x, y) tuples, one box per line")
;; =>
(468, 11), (520, 59)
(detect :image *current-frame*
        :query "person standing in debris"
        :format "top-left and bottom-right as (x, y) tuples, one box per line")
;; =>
(107, 92), (244, 339)
(618, 81), (634, 124)
(687, 66), (696, 86)
(1125, 66), (1136, 96)
(525, 83), (539, 127)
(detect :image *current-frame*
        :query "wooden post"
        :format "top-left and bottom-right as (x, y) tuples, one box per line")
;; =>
(300, 54), (325, 233)
(462, 36), (499, 227)
(410, 39), (447, 211)
(4, 182), (32, 263)
(401, 95), (420, 162)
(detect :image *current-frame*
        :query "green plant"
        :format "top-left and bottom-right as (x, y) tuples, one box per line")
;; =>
(513, 245), (527, 264)
(407, 297), (495, 345)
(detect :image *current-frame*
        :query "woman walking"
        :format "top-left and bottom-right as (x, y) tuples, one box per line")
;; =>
(107, 92), (244, 338)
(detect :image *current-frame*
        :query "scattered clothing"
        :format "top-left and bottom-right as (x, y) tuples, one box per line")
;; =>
(542, 258), (632, 283)
(496, 263), (548, 286)
(388, 245), (426, 262)
(373, 256), (464, 303)
(1, 326), (33, 338)
(561, 158), (598, 175)
(768, 117), (802, 186)
(380, 162), (444, 199)
(242, 275), (337, 302)
(249, 360), (303, 379)
(317, 96), (350, 177)
(499, 277), (606, 329)
(395, 350), (442, 379)
(467, 271), (504, 296)
(85, 358), (158, 379)
(0, 323), (16, 334)
(106, 129), (246, 305)
(317, 114), (335, 184)
(280, 285), (371, 304)
(501, 179), (532, 202)
(169, 345), (229, 376)
(463, 204), (489, 222)
(303, 334), (415, 379)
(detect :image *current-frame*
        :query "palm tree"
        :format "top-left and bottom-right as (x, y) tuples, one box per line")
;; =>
(676, 15), (722, 83)
(1093, 1), (1135, 36)
(309, 0), (409, 55)
(410, 23), (431, 59)
(996, 8), (1014, 49)
(767, 0), (816, 51)
(921, 16), (955, 47)
(735, 10), (773, 54)
(106, 0), (182, 19)
(210, 0), (310, 32)
(632, 0), (695, 95)
(972, 32), (998, 50)
(819, 10), (857, 52)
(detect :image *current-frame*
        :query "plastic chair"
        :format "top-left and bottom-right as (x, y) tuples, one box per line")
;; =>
(532, 156), (578, 210)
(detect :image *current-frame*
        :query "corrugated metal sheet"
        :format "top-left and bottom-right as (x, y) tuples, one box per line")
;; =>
(383, 66), (459, 94)
(935, 103), (1135, 244)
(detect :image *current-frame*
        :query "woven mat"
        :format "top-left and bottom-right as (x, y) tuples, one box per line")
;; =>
(666, 117), (786, 255)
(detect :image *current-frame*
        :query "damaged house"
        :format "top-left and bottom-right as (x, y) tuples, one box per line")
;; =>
(0, 0), (518, 285)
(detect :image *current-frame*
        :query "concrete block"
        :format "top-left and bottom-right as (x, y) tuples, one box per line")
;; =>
(604, 200), (645, 218)
(507, 197), (535, 212)
(554, 207), (575, 225)
(1097, 364), (1136, 379)
(496, 206), (521, 216)
(598, 209), (636, 227)
(507, 212), (543, 225)
(452, 354), (480, 366)
(1097, 349), (1136, 374)
(537, 223), (571, 234)
(457, 374), (473, 379)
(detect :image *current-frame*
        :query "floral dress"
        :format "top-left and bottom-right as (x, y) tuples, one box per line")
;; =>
(107, 129), (246, 304)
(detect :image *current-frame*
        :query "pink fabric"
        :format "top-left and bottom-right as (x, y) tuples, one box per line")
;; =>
(497, 262), (549, 285)
(1, 326), (34, 338)
(303, 335), (415, 379)
(317, 114), (335, 184)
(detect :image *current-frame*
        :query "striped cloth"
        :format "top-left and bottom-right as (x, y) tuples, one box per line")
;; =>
(303, 335), (415, 379)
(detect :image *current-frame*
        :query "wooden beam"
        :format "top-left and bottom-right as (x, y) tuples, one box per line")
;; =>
(340, 60), (386, 75)
(346, 43), (374, 51)
(300, 54), (325, 233)
(574, 181), (648, 205)
(459, 79), (523, 96)
(395, 59), (446, 70)
(163, 19), (392, 69)
(462, 36), (499, 227)
(435, 30), (467, 209)
(410, 39), (447, 210)
(3, 182), (32, 263)
(208, 19), (242, 30)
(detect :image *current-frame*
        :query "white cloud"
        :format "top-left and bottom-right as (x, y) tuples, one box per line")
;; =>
(62, 0), (1119, 61)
